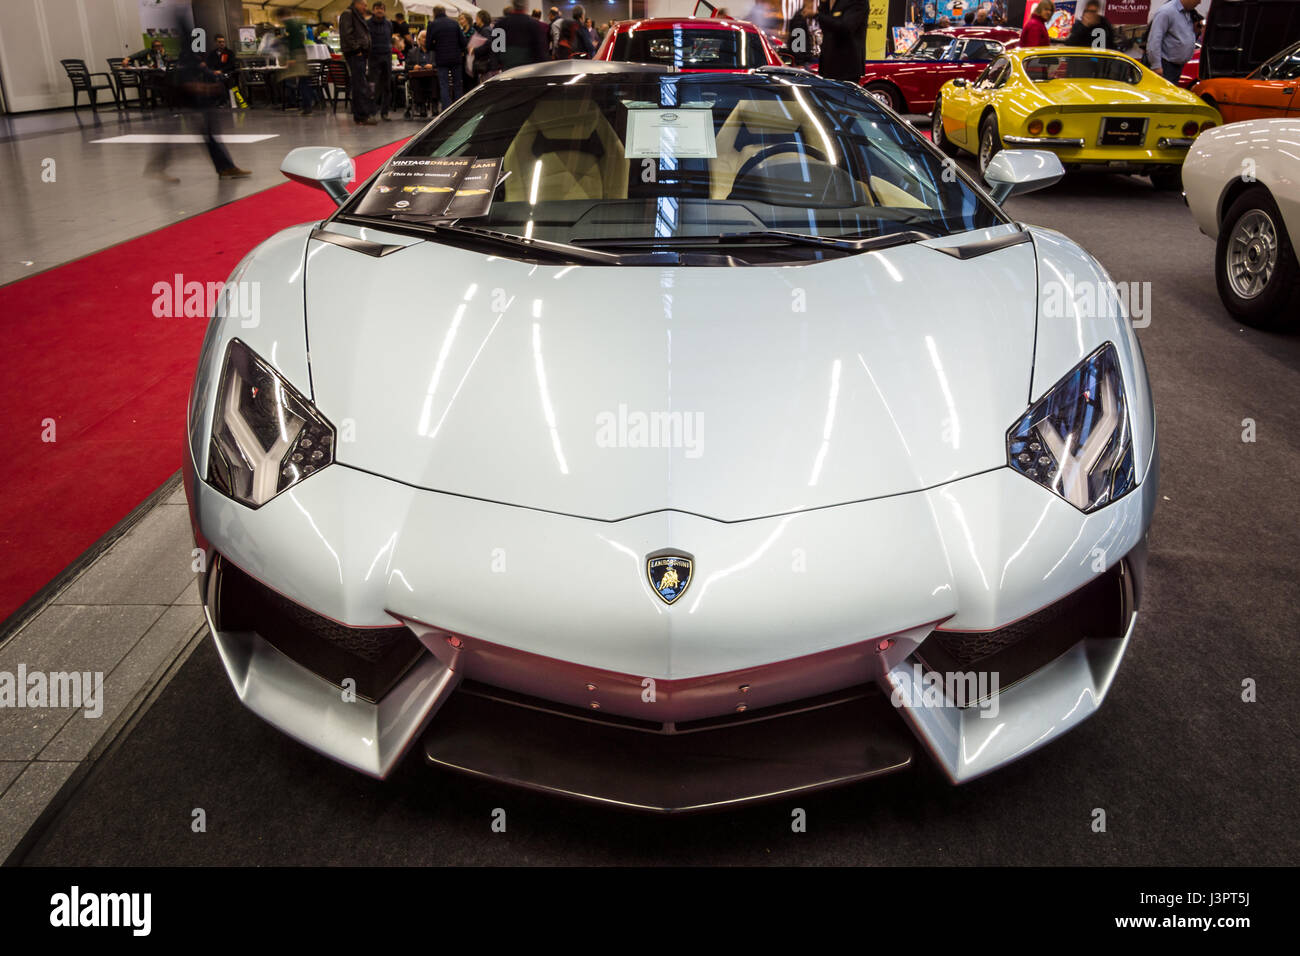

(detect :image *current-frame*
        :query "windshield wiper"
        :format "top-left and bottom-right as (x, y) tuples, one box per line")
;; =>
(572, 229), (936, 253)
(336, 215), (623, 265)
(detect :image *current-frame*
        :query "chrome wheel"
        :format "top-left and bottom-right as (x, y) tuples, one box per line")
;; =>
(979, 124), (996, 173)
(868, 87), (894, 109)
(932, 106), (943, 141)
(1226, 209), (1278, 300)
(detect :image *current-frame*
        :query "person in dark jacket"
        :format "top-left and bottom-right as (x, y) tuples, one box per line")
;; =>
(816, 0), (866, 81)
(787, 0), (821, 67)
(205, 34), (238, 88)
(494, 4), (549, 71)
(339, 0), (377, 124)
(367, 2), (394, 119)
(558, 5), (595, 58)
(1066, 1), (1116, 49)
(393, 12), (410, 38)
(425, 5), (468, 109)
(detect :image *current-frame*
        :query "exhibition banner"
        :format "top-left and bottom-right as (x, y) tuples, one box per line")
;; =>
(867, 0), (891, 58)
(1105, 0), (1156, 26)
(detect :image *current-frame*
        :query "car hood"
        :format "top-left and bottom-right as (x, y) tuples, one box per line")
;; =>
(303, 225), (1038, 522)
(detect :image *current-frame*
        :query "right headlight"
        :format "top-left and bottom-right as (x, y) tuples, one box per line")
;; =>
(207, 339), (335, 508)
(1006, 342), (1135, 512)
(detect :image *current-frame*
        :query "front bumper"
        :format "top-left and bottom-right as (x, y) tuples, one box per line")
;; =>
(187, 444), (1156, 805)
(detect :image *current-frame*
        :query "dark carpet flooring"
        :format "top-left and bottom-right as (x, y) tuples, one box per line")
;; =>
(21, 164), (1300, 866)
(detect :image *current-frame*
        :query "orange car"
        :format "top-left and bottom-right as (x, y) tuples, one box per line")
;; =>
(1193, 39), (1300, 121)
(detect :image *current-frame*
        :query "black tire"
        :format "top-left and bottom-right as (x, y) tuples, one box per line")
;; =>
(1149, 167), (1181, 191)
(1215, 186), (1300, 330)
(931, 95), (960, 156)
(864, 81), (903, 112)
(978, 113), (1001, 176)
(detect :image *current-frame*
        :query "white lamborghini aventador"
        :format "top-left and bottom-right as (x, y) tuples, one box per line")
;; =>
(184, 60), (1157, 811)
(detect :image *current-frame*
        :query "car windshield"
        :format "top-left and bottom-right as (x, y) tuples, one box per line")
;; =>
(1258, 40), (1300, 80)
(905, 34), (956, 60)
(341, 70), (1003, 263)
(1023, 53), (1142, 84)
(611, 27), (768, 69)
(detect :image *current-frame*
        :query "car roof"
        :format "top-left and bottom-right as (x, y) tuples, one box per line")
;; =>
(609, 17), (763, 34)
(1009, 46), (1136, 59)
(485, 59), (674, 81)
(928, 26), (1021, 40)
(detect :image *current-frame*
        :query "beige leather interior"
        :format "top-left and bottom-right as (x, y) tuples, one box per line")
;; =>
(502, 99), (629, 202)
(710, 98), (829, 200)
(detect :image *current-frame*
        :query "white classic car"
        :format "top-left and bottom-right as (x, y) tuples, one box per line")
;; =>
(1182, 116), (1300, 330)
(184, 61), (1157, 811)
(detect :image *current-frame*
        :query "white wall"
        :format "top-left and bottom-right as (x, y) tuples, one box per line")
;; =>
(646, 0), (698, 17)
(0, 0), (145, 112)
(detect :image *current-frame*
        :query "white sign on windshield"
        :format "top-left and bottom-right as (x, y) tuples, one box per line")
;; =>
(625, 108), (717, 160)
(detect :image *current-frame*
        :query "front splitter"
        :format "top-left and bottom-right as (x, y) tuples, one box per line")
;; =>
(422, 684), (914, 813)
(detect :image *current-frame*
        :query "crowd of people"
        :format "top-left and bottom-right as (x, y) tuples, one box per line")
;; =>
(1020, 0), (1203, 84)
(340, 0), (616, 126)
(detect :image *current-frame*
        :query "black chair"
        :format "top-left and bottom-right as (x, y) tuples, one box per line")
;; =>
(240, 67), (276, 107)
(325, 59), (350, 113)
(309, 60), (329, 106)
(106, 59), (147, 108)
(61, 59), (119, 112)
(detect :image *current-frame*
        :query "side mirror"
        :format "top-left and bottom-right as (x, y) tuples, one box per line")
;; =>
(951, 77), (968, 87)
(777, 49), (796, 66)
(983, 149), (1065, 203)
(280, 146), (355, 206)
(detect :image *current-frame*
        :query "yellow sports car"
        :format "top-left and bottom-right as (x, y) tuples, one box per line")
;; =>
(931, 47), (1222, 190)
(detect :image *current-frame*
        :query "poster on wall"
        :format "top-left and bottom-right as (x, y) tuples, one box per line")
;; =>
(919, 1), (1005, 25)
(1022, 0), (1077, 38)
(138, 0), (193, 56)
(893, 23), (922, 54)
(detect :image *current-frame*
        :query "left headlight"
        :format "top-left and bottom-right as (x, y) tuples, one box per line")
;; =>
(1007, 342), (1135, 512)
(207, 339), (335, 508)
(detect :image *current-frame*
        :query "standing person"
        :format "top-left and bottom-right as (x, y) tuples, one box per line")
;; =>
(1147, 0), (1198, 84)
(339, 0), (377, 124)
(816, 0), (866, 81)
(467, 10), (497, 82)
(367, 2), (394, 120)
(555, 5), (594, 59)
(787, 0), (822, 67)
(495, 4), (549, 71)
(1066, 0), (1115, 49)
(547, 6), (562, 54)
(426, 5), (467, 111)
(392, 12), (411, 39)
(277, 7), (315, 115)
(1021, 1), (1053, 47)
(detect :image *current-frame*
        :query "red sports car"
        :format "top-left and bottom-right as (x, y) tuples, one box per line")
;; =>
(859, 26), (1021, 114)
(594, 16), (782, 72)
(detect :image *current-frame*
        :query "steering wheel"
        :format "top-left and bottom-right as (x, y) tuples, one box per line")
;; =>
(731, 142), (831, 190)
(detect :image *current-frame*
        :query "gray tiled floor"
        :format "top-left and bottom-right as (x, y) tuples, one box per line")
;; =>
(0, 475), (204, 861)
(0, 107), (412, 285)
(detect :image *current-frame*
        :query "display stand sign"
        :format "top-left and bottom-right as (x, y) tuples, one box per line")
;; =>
(625, 109), (717, 160)
(357, 156), (504, 221)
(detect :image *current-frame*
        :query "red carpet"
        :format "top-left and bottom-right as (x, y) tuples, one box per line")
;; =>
(0, 140), (405, 624)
